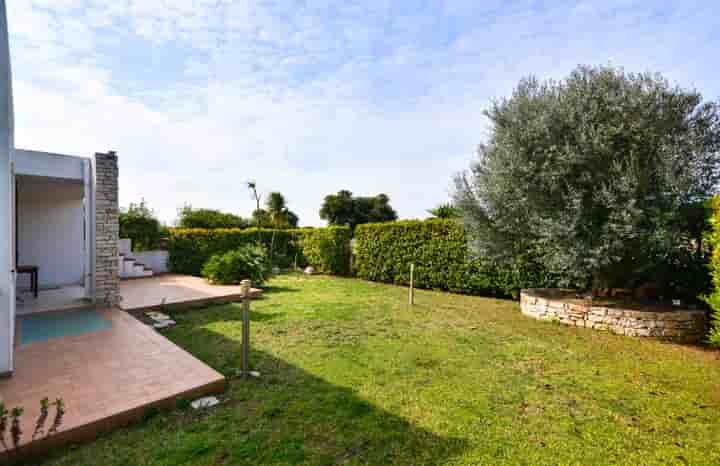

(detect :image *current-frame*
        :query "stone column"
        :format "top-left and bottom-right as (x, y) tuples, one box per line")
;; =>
(94, 151), (120, 307)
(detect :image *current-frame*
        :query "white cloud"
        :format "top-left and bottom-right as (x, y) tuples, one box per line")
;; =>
(5, 0), (720, 226)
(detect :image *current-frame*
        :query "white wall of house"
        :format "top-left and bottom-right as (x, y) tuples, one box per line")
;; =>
(0, 0), (15, 374)
(17, 177), (85, 289)
(15, 149), (84, 181)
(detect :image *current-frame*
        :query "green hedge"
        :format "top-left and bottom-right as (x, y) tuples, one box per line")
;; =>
(168, 226), (352, 277)
(354, 220), (556, 298)
(706, 197), (720, 346)
(299, 226), (352, 275)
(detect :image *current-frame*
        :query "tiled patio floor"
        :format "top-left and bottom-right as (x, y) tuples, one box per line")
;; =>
(16, 285), (91, 315)
(120, 274), (262, 312)
(0, 309), (225, 459)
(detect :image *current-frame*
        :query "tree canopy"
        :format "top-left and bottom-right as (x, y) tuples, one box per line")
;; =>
(177, 206), (248, 229)
(454, 65), (720, 292)
(320, 190), (398, 229)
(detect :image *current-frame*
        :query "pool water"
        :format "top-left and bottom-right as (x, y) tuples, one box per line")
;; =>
(19, 310), (113, 345)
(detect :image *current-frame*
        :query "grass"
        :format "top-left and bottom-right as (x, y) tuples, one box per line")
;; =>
(43, 275), (720, 465)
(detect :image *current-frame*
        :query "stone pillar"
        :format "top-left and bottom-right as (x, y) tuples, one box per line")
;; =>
(94, 151), (120, 307)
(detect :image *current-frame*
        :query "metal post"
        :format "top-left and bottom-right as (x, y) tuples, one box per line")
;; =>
(240, 280), (251, 379)
(409, 263), (415, 306)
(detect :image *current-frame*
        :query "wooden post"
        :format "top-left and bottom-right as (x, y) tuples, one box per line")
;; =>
(409, 263), (415, 306)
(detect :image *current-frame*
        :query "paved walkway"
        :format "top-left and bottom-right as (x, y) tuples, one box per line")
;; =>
(0, 309), (225, 460)
(120, 274), (262, 312)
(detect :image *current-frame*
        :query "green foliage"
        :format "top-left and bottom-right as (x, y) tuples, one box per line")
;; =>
(168, 226), (352, 277)
(254, 192), (299, 228)
(427, 203), (461, 219)
(168, 228), (300, 275)
(177, 206), (248, 229)
(706, 197), (720, 346)
(0, 397), (65, 455)
(201, 245), (268, 285)
(299, 226), (352, 275)
(354, 219), (556, 298)
(320, 190), (398, 230)
(119, 200), (164, 251)
(455, 65), (720, 292)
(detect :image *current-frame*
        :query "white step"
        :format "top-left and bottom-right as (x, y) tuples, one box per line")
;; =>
(118, 255), (154, 279)
(122, 258), (136, 278)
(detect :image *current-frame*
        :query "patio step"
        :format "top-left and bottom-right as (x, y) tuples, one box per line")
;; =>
(119, 254), (154, 279)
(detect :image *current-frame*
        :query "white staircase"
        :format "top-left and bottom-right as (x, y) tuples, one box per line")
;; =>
(118, 239), (154, 279)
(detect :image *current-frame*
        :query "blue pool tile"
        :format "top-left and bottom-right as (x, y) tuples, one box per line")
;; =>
(19, 310), (113, 345)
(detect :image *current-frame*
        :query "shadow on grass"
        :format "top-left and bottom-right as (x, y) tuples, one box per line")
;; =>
(172, 316), (468, 465)
(171, 302), (285, 323)
(261, 285), (302, 294)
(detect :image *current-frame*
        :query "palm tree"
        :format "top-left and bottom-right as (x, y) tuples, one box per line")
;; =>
(266, 192), (288, 227)
(265, 192), (299, 228)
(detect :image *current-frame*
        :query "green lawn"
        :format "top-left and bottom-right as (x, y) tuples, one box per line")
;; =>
(45, 275), (720, 465)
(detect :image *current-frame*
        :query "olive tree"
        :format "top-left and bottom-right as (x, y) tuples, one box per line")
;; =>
(454, 65), (720, 292)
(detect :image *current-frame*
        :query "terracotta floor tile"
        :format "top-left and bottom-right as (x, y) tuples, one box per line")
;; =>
(119, 274), (261, 311)
(0, 309), (225, 455)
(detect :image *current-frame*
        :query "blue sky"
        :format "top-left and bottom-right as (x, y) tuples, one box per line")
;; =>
(7, 0), (720, 225)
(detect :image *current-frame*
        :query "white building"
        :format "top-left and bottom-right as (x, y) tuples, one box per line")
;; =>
(0, 0), (120, 376)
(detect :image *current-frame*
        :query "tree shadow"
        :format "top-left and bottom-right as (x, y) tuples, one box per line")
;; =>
(175, 322), (469, 465)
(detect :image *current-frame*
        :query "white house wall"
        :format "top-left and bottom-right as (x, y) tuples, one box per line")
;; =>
(15, 149), (85, 181)
(0, 0), (14, 374)
(17, 177), (85, 289)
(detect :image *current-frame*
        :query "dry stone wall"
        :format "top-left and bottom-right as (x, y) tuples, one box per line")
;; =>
(520, 289), (706, 343)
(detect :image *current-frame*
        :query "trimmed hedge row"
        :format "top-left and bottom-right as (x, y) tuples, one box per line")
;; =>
(706, 197), (720, 346)
(353, 219), (556, 298)
(167, 226), (351, 276)
(300, 226), (353, 275)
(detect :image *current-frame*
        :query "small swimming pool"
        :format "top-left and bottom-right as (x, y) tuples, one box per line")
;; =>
(19, 309), (113, 345)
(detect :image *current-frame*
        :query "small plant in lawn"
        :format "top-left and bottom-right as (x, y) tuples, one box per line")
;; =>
(10, 407), (23, 451)
(202, 245), (268, 285)
(48, 399), (65, 436)
(0, 398), (64, 457)
(0, 403), (8, 451)
(31, 398), (49, 441)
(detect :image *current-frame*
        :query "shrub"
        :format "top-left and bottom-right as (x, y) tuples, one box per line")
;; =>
(120, 201), (163, 251)
(168, 226), (352, 276)
(201, 245), (268, 285)
(177, 206), (248, 229)
(300, 226), (352, 275)
(706, 197), (720, 346)
(168, 228), (301, 275)
(354, 219), (556, 298)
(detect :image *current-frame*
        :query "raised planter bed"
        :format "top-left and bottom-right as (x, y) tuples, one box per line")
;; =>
(520, 288), (707, 343)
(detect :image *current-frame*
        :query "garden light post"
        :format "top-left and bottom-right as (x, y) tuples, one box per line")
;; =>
(240, 280), (260, 379)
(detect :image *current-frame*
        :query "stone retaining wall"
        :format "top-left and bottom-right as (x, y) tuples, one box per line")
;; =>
(520, 289), (707, 343)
